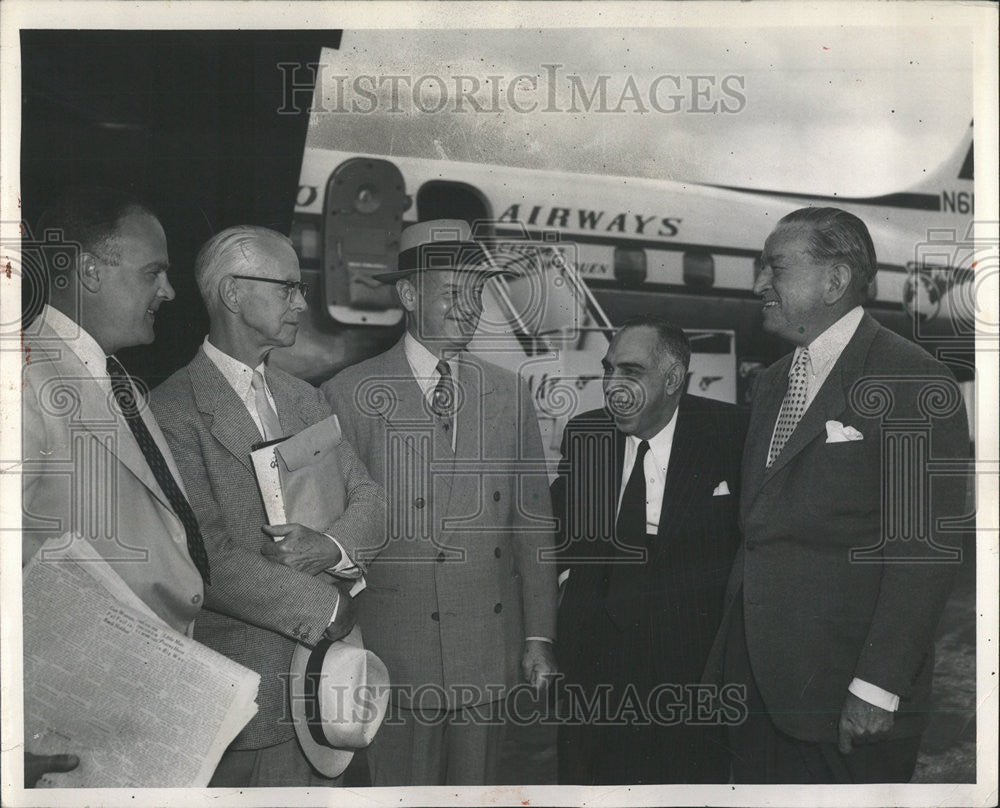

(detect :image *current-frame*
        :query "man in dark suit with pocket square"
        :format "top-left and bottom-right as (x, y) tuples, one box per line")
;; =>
(553, 315), (746, 784)
(703, 207), (971, 783)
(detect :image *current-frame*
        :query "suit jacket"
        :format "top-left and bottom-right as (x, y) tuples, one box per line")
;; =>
(150, 347), (384, 749)
(704, 313), (971, 743)
(321, 339), (557, 710)
(553, 395), (746, 688)
(22, 313), (203, 635)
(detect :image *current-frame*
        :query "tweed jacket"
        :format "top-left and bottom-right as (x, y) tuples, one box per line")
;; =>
(703, 313), (971, 743)
(150, 347), (384, 749)
(321, 339), (557, 711)
(553, 395), (746, 688)
(22, 310), (203, 635)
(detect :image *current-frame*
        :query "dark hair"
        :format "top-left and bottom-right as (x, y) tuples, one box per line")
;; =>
(35, 186), (155, 270)
(776, 207), (877, 297)
(618, 314), (691, 369)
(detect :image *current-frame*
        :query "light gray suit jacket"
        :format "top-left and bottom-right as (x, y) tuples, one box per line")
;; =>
(151, 347), (384, 749)
(22, 313), (203, 635)
(322, 340), (557, 711)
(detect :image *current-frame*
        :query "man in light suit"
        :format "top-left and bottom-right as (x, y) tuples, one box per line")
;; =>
(321, 219), (558, 786)
(553, 316), (745, 784)
(150, 226), (384, 787)
(705, 207), (971, 783)
(21, 186), (207, 782)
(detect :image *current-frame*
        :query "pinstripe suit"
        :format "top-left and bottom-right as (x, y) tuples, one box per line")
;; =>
(321, 339), (557, 784)
(150, 347), (384, 752)
(553, 395), (746, 783)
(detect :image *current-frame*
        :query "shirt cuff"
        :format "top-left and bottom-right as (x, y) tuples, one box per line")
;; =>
(321, 533), (361, 577)
(849, 678), (900, 712)
(525, 636), (554, 644)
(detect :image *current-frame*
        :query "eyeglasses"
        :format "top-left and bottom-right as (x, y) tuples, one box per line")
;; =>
(230, 274), (309, 298)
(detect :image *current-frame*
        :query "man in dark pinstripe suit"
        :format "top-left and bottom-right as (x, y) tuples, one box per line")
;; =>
(151, 226), (384, 787)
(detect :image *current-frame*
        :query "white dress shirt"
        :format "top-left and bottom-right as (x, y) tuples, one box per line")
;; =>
(769, 306), (899, 713)
(618, 407), (680, 534)
(403, 332), (458, 452)
(202, 337), (357, 583)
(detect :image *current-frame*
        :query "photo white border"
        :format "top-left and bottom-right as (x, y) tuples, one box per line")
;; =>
(2, 2), (997, 807)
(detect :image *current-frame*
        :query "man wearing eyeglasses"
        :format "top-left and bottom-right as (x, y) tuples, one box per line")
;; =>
(150, 225), (384, 787)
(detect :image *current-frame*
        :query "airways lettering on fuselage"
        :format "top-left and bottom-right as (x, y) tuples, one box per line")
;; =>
(498, 204), (682, 237)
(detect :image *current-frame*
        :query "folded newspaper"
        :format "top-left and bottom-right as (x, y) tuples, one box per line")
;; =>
(22, 535), (260, 788)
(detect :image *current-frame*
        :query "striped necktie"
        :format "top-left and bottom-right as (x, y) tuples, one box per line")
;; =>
(107, 356), (211, 584)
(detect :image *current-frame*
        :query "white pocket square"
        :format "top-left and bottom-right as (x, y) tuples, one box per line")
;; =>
(825, 420), (864, 443)
(712, 481), (731, 496)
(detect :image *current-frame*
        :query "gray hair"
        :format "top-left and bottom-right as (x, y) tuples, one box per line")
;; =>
(194, 225), (294, 307)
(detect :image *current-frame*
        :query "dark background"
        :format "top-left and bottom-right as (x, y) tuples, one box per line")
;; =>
(21, 29), (342, 384)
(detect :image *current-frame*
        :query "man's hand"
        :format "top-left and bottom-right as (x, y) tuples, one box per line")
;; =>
(25, 752), (79, 787)
(521, 639), (558, 693)
(323, 582), (358, 642)
(260, 524), (342, 575)
(838, 690), (894, 754)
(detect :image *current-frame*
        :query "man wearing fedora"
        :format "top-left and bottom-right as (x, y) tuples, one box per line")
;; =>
(150, 226), (384, 787)
(321, 219), (558, 786)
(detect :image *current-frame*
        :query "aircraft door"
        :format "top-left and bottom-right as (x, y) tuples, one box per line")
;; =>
(323, 158), (411, 325)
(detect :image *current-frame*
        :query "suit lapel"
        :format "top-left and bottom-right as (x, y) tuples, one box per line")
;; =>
(34, 323), (176, 512)
(189, 349), (259, 473)
(652, 399), (709, 560)
(741, 355), (790, 512)
(267, 370), (312, 436)
(749, 313), (881, 493)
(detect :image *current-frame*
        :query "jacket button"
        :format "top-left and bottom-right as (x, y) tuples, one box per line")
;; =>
(745, 541), (756, 551)
(494, 547), (502, 558)
(191, 594), (202, 605)
(494, 603), (503, 614)
(437, 552), (446, 562)
(414, 497), (425, 509)
(431, 611), (440, 622)
(493, 491), (501, 502)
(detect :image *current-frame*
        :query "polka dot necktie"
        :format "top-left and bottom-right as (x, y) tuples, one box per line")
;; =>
(107, 356), (211, 584)
(431, 360), (455, 423)
(767, 348), (811, 468)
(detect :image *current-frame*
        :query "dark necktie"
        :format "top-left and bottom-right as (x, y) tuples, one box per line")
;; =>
(605, 440), (651, 630)
(106, 356), (211, 584)
(431, 359), (455, 425)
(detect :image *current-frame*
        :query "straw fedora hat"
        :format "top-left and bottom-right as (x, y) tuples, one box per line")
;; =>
(372, 218), (515, 284)
(289, 627), (390, 778)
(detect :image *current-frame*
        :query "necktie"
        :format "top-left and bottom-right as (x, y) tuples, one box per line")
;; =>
(605, 440), (651, 630)
(251, 368), (283, 441)
(431, 360), (455, 424)
(106, 357), (211, 584)
(767, 348), (811, 468)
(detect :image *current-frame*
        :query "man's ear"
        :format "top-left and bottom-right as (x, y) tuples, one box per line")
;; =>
(77, 251), (101, 293)
(395, 278), (418, 312)
(218, 276), (241, 313)
(824, 263), (853, 304)
(664, 360), (687, 395)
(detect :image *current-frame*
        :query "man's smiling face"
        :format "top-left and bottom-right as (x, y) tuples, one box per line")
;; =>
(754, 224), (833, 346)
